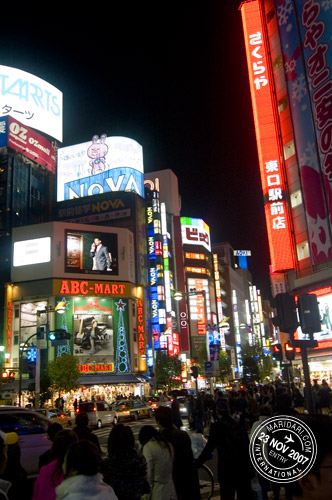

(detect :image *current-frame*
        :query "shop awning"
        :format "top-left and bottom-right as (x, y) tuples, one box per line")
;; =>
(78, 373), (150, 386)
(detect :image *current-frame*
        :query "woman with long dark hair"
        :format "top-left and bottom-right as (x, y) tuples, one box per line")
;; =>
(33, 429), (78, 500)
(103, 424), (150, 500)
(138, 425), (176, 500)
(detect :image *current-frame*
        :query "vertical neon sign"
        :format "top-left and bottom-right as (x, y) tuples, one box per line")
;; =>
(241, 0), (294, 272)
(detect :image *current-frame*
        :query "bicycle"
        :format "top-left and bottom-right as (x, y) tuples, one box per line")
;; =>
(197, 463), (214, 500)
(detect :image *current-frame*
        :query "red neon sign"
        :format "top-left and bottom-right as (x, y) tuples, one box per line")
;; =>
(241, 1), (294, 272)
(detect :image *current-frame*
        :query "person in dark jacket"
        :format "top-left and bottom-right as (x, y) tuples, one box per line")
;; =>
(73, 412), (101, 452)
(196, 405), (254, 500)
(103, 424), (150, 500)
(154, 406), (200, 500)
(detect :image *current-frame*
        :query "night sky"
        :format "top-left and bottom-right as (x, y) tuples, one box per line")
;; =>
(1, 2), (271, 297)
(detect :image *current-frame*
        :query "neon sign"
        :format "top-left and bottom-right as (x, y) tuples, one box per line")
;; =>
(241, 1), (294, 272)
(78, 363), (114, 373)
(137, 298), (147, 370)
(56, 280), (129, 296)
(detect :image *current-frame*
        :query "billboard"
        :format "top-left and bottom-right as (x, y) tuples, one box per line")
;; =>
(296, 287), (332, 343)
(274, 0), (332, 264)
(13, 237), (51, 267)
(180, 217), (211, 252)
(57, 136), (144, 201)
(65, 229), (119, 275)
(0, 65), (62, 142)
(0, 116), (56, 172)
(241, 1), (294, 272)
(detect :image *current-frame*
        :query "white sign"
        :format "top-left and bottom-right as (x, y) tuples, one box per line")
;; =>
(57, 136), (144, 201)
(0, 65), (63, 142)
(13, 237), (51, 267)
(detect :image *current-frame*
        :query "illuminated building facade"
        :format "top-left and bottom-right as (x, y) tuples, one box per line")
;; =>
(240, 0), (332, 380)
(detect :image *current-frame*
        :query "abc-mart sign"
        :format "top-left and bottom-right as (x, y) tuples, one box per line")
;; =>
(57, 136), (144, 202)
(0, 65), (63, 142)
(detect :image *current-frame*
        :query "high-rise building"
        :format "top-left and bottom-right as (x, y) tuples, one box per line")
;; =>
(240, 0), (332, 379)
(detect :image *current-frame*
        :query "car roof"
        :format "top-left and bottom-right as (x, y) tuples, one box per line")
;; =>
(0, 406), (34, 411)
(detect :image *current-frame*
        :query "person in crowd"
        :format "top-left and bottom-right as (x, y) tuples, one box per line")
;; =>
(103, 424), (150, 500)
(154, 406), (200, 500)
(3, 435), (32, 500)
(72, 412), (101, 452)
(38, 422), (63, 471)
(193, 394), (204, 434)
(33, 429), (78, 500)
(55, 440), (117, 500)
(138, 425), (175, 500)
(0, 432), (19, 500)
(317, 379), (332, 414)
(287, 415), (332, 500)
(170, 393), (182, 429)
(196, 402), (254, 500)
(187, 394), (196, 430)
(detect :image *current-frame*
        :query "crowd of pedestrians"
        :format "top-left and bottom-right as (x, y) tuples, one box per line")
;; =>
(0, 380), (332, 499)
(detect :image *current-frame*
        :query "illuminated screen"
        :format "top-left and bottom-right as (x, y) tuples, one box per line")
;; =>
(296, 289), (332, 342)
(57, 136), (144, 201)
(65, 230), (118, 275)
(241, 1), (294, 272)
(181, 217), (211, 251)
(13, 237), (51, 267)
(0, 65), (62, 142)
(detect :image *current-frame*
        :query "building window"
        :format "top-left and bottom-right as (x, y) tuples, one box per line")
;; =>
(291, 190), (302, 208)
(284, 140), (296, 160)
(297, 241), (310, 261)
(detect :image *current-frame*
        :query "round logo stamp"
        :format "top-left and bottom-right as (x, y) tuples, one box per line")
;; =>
(249, 415), (317, 483)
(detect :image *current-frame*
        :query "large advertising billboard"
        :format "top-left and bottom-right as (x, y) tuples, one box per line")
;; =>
(241, 1), (294, 272)
(180, 217), (211, 252)
(274, 0), (332, 264)
(0, 65), (63, 142)
(65, 229), (119, 276)
(0, 116), (56, 173)
(57, 136), (144, 201)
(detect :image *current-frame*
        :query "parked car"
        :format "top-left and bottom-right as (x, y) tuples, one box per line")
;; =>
(112, 400), (153, 422)
(0, 406), (51, 478)
(35, 407), (72, 427)
(78, 400), (117, 428)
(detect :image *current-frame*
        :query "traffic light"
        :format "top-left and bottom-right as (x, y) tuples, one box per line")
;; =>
(190, 366), (198, 379)
(271, 343), (283, 362)
(48, 328), (71, 342)
(37, 326), (45, 340)
(274, 293), (298, 333)
(284, 342), (295, 361)
(298, 294), (321, 336)
(1, 371), (15, 382)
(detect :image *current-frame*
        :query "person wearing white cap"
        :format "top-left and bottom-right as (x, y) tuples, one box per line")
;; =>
(0, 431), (18, 500)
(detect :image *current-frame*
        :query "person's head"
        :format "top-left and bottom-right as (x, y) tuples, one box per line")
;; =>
(75, 412), (89, 427)
(138, 425), (160, 447)
(47, 422), (63, 442)
(290, 415), (332, 499)
(50, 429), (78, 468)
(64, 440), (102, 478)
(94, 238), (101, 246)
(154, 406), (173, 429)
(107, 424), (135, 456)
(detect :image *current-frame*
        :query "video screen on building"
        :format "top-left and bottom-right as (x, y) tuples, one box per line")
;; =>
(65, 230), (118, 276)
(297, 290), (332, 342)
(13, 237), (51, 267)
